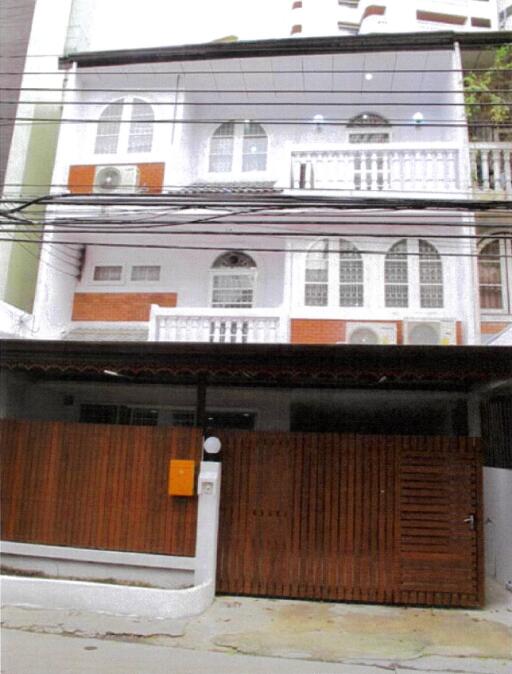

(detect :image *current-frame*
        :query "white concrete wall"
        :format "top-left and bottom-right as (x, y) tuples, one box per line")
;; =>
(483, 467), (512, 588)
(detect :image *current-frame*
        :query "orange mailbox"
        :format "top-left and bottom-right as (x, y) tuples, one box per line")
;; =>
(168, 459), (196, 496)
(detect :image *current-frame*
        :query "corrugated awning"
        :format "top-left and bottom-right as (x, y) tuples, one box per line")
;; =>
(1, 339), (511, 391)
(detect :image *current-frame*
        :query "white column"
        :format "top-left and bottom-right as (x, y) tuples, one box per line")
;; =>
(194, 462), (222, 587)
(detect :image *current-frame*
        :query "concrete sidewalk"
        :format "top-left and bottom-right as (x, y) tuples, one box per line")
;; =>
(1, 580), (511, 674)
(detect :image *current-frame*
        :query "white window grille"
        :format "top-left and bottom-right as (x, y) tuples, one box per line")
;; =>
(95, 100), (123, 154)
(478, 236), (512, 312)
(128, 98), (154, 153)
(419, 240), (443, 308)
(242, 122), (268, 172)
(131, 265), (161, 281)
(339, 240), (364, 306)
(95, 98), (154, 155)
(211, 251), (256, 308)
(209, 122), (235, 172)
(305, 239), (329, 306)
(209, 121), (268, 174)
(93, 265), (122, 281)
(385, 240), (409, 307)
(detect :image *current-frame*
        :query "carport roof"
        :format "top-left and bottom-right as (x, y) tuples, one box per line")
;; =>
(1, 340), (511, 391)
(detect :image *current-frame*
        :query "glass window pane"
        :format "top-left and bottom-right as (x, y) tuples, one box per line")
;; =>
(128, 99), (153, 153)
(95, 101), (122, 154)
(93, 265), (122, 281)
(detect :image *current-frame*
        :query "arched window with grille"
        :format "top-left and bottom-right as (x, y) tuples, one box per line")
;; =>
(211, 251), (256, 308)
(385, 240), (408, 307)
(209, 121), (268, 174)
(95, 98), (154, 155)
(242, 122), (268, 171)
(478, 236), (512, 312)
(305, 239), (364, 307)
(347, 112), (390, 144)
(128, 98), (154, 153)
(95, 99), (123, 154)
(209, 122), (235, 172)
(305, 239), (329, 306)
(419, 240), (443, 308)
(339, 240), (364, 306)
(385, 239), (444, 309)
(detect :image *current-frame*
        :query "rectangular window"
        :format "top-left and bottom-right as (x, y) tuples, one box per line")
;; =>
(212, 274), (254, 308)
(93, 265), (122, 281)
(95, 107), (122, 155)
(79, 403), (158, 426)
(131, 265), (161, 281)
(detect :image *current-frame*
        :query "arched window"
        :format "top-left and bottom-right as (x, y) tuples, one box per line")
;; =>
(385, 240), (408, 307)
(128, 98), (154, 153)
(419, 240), (443, 308)
(347, 112), (390, 144)
(478, 236), (512, 312)
(209, 121), (268, 174)
(95, 99), (123, 154)
(385, 239), (444, 308)
(305, 239), (364, 307)
(211, 251), (256, 308)
(339, 240), (364, 306)
(305, 239), (329, 306)
(242, 122), (268, 172)
(209, 122), (235, 172)
(95, 98), (154, 155)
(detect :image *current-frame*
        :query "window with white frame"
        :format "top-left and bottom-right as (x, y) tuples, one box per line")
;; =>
(209, 121), (268, 174)
(305, 239), (364, 307)
(419, 240), (443, 308)
(478, 235), (512, 313)
(93, 265), (123, 282)
(347, 112), (390, 145)
(130, 265), (161, 282)
(385, 239), (444, 309)
(211, 251), (256, 308)
(94, 98), (154, 155)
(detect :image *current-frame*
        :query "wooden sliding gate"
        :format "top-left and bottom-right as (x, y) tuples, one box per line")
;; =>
(1, 419), (202, 556)
(216, 432), (483, 607)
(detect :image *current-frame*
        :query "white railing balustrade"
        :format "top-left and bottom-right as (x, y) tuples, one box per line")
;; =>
(291, 144), (461, 194)
(470, 143), (512, 196)
(149, 307), (286, 344)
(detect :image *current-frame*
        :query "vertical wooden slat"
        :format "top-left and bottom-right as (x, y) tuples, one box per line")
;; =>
(0, 419), (201, 556)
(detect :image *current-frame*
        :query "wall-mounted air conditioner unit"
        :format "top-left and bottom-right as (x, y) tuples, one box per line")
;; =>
(404, 320), (457, 346)
(346, 321), (397, 345)
(93, 165), (139, 193)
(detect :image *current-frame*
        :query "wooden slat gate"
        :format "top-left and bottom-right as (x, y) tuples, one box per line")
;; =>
(216, 432), (483, 607)
(1, 420), (202, 556)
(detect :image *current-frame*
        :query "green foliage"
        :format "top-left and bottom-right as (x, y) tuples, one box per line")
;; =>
(464, 45), (512, 132)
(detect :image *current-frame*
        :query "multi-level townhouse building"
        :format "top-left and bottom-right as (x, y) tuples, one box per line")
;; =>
(1, 1), (511, 612)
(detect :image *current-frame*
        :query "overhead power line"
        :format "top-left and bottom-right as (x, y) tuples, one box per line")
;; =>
(2, 86), (510, 94)
(2, 236), (511, 260)
(2, 99), (509, 107)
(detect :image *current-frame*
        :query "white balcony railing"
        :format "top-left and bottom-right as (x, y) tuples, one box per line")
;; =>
(149, 307), (286, 344)
(291, 144), (461, 194)
(469, 143), (512, 196)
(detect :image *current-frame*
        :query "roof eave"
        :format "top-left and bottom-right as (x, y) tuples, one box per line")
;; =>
(59, 30), (512, 69)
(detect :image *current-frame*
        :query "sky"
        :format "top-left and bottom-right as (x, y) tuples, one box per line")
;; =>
(89, 0), (292, 51)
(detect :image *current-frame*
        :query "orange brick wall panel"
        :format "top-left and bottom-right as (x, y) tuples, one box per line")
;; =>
(481, 321), (509, 335)
(138, 163), (165, 194)
(291, 319), (345, 345)
(68, 163), (165, 194)
(68, 165), (96, 194)
(72, 293), (177, 322)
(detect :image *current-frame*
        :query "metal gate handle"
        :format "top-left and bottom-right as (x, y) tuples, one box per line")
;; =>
(463, 514), (476, 531)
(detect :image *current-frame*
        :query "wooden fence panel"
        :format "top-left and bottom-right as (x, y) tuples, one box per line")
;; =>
(217, 430), (482, 607)
(0, 419), (202, 556)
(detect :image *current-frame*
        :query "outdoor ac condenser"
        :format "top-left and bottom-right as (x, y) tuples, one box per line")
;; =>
(93, 165), (139, 193)
(403, 320), (457, 345)
(345, 321), (398, 345)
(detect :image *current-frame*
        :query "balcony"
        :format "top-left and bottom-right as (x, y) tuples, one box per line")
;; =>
(469, 143), (512, 197)
(149, 307), (286, 344)
(290, 144), (461, 196)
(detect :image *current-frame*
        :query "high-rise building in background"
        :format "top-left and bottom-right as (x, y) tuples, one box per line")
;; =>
(290, 0), (500, 36)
